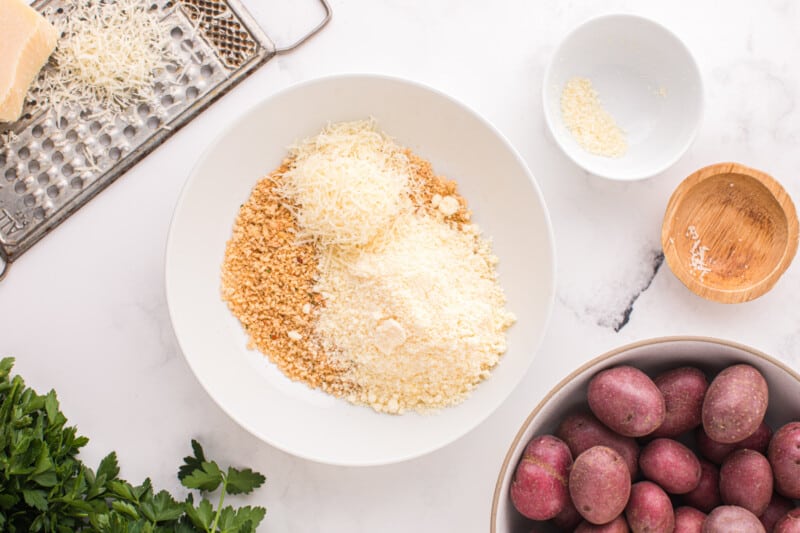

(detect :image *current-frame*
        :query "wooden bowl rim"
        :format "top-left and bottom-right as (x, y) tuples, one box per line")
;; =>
(661, 162), (799, 303)
(489, 335), (800, 532)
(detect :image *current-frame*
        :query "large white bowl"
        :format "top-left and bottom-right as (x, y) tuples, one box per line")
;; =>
(491, 337), (800, 532)
(543, 14), (703, 181)
(165, 74), (555, 466)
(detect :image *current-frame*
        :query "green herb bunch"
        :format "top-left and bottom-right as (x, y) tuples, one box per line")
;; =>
(0, 358), (266, 532)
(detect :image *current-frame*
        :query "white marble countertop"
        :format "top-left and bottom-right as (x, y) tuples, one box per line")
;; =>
(3, 0), (800, 531)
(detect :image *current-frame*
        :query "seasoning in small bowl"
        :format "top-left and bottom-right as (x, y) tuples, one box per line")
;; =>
(543, 14), (703, 181)
(661, 162), (798, 303)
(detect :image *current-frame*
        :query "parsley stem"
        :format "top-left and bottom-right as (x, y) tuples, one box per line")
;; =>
(210, 476), (227, 532)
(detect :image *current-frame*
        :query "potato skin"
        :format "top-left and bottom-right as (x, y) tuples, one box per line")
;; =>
(702, 505), (766, 533)
(575, 515), (630, 532)
(768, 422), (800, 499)
(510, 435), (572, 520)
(588, 366), (666, 437)
(640, 438), (702, 494)
(696, 422), (772, 464)
(625, 481), (675, 533)
(556, 411), (640, 479)
(719, 449), (773, 516)
(759, 493), (794, 532)
(570, 446), (632, 525)
(652, 367), (708, 438)
(775, 509), (800, 533)
(736, 421), (773, 455)
(682, 460), (721, 513)
(702, 364), (768, 444)
(695, 427), (736, 464)
(675, 506), (707, 533)
(551, 497), (582, 530)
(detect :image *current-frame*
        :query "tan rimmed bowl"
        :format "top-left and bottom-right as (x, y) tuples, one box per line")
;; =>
(661, 162), (799, 303)
(490, 336), (800, 532)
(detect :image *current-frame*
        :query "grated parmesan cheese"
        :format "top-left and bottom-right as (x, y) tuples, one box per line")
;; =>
(31, 0), (172, 115)
(560, 77), (627, 158)
(314, 212), (515, 414)
(686, 225), (712, 279)
(277, 120), (413, 249)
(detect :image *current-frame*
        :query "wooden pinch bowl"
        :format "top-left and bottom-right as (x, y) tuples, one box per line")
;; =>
(662, 162), (798, 303)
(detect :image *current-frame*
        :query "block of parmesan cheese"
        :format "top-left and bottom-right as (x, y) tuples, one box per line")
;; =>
(0, 0), (58, 123)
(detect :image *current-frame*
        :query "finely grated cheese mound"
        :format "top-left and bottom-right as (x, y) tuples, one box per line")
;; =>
(31, 0), (171, 114)
(560, 77), (627, 158)
(277, 120), (413, 248)
(314, 212), (516, 414)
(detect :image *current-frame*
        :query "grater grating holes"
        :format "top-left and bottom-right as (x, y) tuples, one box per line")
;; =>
(179, 0), (256, 69)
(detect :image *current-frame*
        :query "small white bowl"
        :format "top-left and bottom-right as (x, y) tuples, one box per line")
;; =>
(543, 14), (703, 181)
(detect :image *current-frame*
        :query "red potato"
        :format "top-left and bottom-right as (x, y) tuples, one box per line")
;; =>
(639, 438), (702, 494)
(587, 366), (666, 437)
(625, 481), (675, 533)
(695, 427), (736, 464)
(768, 422), (800, 499)
(682, 460), (721, 513)
(702, 364), (768, 444)
(510, 435), (572, 520)
(737, 421), (773, 455)
(675, 506), (707, 533)
(575, 516), (630, 532)
(570, 446), (632, 525)
(775, 509), (800, 533)
(719, 449), (773, 516)
(695, 422), (773, 464)
(556, 412), (640, 479)
(760, 493), (794, 532)
(702, 505), (766, 533)
(652, 367), (708, 438)
(551, 497), (582, 530)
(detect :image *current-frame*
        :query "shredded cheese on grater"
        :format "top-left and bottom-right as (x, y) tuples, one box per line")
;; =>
(31, 0), (172, 115)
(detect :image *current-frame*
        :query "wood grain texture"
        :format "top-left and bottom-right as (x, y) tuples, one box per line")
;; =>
(662, 162), (798, 303)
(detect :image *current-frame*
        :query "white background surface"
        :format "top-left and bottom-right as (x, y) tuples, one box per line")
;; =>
(2, 0), (800, 531)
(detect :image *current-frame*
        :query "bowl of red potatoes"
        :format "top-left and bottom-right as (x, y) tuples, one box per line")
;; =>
(491, 337), (800, 533)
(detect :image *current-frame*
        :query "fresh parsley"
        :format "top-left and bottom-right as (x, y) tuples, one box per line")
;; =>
(0, 357), (266, 532)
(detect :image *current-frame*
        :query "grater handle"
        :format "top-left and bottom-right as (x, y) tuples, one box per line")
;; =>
(274, 0), (331, 55)
(0, 254), (8, 282)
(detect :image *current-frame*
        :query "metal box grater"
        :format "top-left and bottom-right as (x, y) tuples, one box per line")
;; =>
(0, 0), (330, 280)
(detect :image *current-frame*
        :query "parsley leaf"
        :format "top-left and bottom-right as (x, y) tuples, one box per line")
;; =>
(178, 439), (207, 482)
(225, 467), (266, 495)
(181, 461), (224, 492)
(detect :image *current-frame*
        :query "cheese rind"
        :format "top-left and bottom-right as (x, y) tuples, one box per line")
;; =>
(0, 0), (58, 122)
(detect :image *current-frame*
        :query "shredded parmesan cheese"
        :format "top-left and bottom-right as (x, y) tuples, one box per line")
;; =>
(314, 212), (515, 414)
(31, 0), (171, 114)
(560, 77), (627, 158)
(277, 120), (413, 248)
(686, 225), (712, 279)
